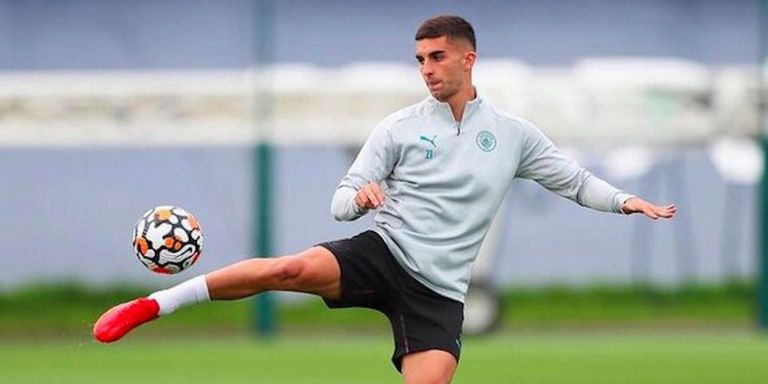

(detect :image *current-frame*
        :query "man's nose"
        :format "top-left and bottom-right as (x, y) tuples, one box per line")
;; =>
(421, 62), (434, 76)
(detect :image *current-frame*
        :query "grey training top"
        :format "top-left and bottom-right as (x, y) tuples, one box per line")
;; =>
(331, 94), (633, 303)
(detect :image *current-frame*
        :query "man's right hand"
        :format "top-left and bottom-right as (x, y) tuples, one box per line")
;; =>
(355, 182), (386, 210)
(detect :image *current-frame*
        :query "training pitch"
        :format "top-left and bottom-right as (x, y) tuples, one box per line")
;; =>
(1, 332), (767, 383)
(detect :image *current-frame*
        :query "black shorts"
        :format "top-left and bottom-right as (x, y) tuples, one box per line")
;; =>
(318, 230), (464, 371)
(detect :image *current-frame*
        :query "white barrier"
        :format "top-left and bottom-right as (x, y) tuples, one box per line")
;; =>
(0, 59), (760, 147)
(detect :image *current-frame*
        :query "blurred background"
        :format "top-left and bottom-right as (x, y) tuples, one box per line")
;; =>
(1, 1), (767, 383)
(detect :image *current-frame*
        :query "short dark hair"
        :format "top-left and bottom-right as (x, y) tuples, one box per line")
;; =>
(415, 15), (476, 51)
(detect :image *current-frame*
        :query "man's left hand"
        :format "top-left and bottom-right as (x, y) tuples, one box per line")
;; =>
(620, 197), (676, 220)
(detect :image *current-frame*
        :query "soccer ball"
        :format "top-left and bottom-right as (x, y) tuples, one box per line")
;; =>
(132, 206), (203, 274)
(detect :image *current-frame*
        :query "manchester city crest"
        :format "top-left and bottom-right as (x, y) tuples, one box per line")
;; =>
(476, 131), (497, 152)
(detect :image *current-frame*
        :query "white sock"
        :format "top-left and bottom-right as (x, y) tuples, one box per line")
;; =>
(149, 275), (210, 316)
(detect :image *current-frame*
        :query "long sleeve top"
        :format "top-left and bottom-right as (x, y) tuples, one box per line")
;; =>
(331, 94), (633, 303)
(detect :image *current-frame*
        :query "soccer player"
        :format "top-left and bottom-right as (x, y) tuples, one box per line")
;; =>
(94, 15), (676, 384)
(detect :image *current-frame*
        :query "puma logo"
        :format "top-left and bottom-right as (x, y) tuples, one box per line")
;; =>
(419, 135), (437, 148)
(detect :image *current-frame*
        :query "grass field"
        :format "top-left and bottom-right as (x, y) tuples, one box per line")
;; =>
(2, 332), (768, 383)
(0, 282), (754, 335)
(1, 283), (763, 383)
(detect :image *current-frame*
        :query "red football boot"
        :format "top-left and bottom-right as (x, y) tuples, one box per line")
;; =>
(93, 297), (160, 343)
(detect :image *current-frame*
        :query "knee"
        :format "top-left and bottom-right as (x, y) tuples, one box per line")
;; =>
(402, 350), (457, 384)
(272, 257), (306, 282)
(403, 363), (455, 384)
(260, 248), (339, 295)
(406, 374), (453, 384)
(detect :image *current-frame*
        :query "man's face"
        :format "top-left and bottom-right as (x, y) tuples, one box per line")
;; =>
(415, 36), (475, 101)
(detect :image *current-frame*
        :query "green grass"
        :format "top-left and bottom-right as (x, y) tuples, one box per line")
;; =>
(1, 332), (768, 383)
(0, 282), (755, 337)
(0, 283), (764, 383)
(499, 283), (754, 328)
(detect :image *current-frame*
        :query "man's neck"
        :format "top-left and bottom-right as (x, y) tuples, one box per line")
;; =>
(445, 86), (476, 122)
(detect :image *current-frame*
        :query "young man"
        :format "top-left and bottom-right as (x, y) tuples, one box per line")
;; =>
(94, 15), (676, 384)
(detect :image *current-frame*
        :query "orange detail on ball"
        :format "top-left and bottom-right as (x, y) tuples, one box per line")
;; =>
(155, 209), (172, 221)
(188, 215), (200, 230)
(136, 237), (149, 255)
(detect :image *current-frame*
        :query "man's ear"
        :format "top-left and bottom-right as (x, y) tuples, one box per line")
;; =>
(464, 51), (476, 71)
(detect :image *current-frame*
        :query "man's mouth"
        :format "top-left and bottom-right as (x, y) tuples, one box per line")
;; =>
(426, 80), (442, 90)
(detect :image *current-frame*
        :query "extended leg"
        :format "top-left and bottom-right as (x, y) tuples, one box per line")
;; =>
(93, 246), (340, 342)
(206, 246), (341, 300)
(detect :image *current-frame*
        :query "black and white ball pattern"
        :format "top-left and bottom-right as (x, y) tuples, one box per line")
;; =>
(133, 206), (203, 274)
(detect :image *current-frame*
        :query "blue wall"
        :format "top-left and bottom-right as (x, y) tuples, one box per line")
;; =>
(0, 0), (759, 70)
(0, 146), (755, 288)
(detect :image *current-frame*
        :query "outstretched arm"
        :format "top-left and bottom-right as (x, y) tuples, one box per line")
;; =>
(515, 119), (675, 220)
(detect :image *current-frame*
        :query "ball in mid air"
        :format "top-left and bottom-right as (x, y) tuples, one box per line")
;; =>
(133, 206), (203, 274)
